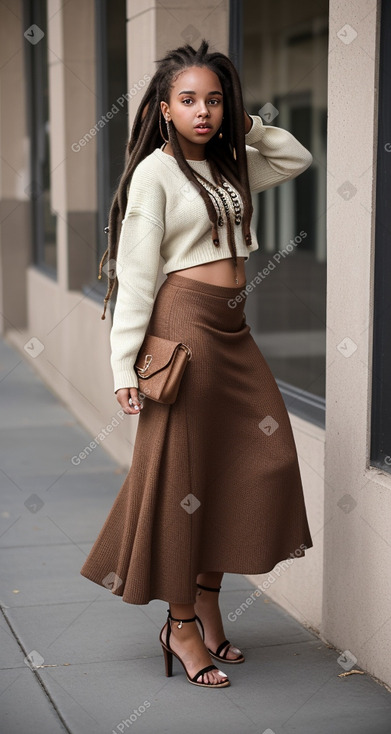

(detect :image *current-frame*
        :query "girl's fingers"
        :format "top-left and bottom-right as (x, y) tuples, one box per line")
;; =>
(116, 388), (143, 414)
(128, 388), (144, 413)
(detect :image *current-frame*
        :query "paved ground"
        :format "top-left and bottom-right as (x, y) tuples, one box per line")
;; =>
(1, 333), (391, 734)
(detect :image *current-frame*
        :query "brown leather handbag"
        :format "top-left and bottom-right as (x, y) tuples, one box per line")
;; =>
(134, 333), (192, 404)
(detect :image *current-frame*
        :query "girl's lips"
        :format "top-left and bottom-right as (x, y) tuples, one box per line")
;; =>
(194, 126), (212, 134)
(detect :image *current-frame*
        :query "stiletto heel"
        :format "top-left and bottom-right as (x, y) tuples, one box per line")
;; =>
(195, 583), (245, 664)
(159, 608), (230, 688)
(162, 643), (173, 677)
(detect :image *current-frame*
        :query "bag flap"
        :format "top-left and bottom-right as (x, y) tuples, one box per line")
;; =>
(135, 334), (183, 378)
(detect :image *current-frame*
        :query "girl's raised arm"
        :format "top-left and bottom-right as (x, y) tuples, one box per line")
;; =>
(243, 113), (313, 193)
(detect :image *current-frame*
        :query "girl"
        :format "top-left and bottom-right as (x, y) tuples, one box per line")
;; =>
(80, 38), (314, 689)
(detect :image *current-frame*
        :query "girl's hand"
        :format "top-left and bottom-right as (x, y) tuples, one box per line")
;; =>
(115, 387), (144, 415)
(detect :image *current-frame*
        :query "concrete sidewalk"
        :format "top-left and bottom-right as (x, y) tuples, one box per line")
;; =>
(1, 333), (391, 734)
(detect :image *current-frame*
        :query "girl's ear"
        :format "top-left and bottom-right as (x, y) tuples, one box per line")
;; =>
(160, 101), (169, 118)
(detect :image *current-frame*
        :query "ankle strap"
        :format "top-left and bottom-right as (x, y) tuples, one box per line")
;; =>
(196, 583), (221, 592)
(167, 608), (196, 623)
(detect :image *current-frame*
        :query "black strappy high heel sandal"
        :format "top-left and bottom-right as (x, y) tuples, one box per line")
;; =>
(159, 608), (230, 688)
(194, 583), (245, 664)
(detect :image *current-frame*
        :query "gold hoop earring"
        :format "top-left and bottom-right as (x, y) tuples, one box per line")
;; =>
(218, 116), (224, 139)
(159, 111), (170, 143)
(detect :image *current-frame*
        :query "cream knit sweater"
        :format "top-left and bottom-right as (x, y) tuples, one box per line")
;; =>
(110, 114), (313, 392)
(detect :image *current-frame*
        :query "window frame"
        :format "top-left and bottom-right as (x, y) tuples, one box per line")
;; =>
(370, 0), (391, 473)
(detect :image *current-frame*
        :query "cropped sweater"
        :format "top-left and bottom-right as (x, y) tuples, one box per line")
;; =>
(110, 114), (313, 392)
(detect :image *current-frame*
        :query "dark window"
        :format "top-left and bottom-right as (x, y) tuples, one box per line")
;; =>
(23, 0), (57, 277)
(230, 0), (328, 427)
(370, 0), (391, 474)
(94, 0), (127, 292)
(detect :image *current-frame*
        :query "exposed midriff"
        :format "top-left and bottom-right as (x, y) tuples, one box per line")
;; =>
(172, 256), (247, 288)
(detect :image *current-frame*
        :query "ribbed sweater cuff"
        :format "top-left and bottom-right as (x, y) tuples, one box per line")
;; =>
(244, 114), (265, 146)
(113, 367), (139, 394)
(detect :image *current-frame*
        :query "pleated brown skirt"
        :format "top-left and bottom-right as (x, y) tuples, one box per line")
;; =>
(80, 271), (313, 605)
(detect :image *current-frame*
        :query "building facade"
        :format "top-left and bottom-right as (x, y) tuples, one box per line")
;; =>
(1, 0), (390, 688)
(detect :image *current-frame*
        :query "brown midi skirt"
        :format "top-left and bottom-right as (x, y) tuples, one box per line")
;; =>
(80, 271), (313, 605)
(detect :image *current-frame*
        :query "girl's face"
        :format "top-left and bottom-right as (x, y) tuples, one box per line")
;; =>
(160, 65), (224, 158)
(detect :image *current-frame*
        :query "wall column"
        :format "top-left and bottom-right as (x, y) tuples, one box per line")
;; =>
(0, 0), (31, 333)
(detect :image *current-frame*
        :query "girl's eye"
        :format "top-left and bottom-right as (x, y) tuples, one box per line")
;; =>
(181, 98), (221, 105)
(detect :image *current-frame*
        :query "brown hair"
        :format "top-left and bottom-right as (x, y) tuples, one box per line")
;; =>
(98, 38), (253, 319)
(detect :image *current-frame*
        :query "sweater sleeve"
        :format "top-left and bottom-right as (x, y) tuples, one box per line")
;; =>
(244, 114), (313, 193)
(109, 165), (165, 393)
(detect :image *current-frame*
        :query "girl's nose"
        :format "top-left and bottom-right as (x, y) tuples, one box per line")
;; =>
(197, 104), (209, 116)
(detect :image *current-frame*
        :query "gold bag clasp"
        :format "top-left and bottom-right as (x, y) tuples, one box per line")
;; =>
(138, 354), (153, 374)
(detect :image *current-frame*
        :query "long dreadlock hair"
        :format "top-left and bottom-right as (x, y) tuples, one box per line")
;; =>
(98, 38), (254, 319)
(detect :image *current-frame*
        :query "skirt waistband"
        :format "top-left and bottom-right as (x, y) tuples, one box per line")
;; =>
(165, 271), (248, 298)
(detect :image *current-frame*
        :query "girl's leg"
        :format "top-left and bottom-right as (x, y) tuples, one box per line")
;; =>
(163, 601), (228, 685)
(197, 572), (224, 587)
(195, 572), (243, 660)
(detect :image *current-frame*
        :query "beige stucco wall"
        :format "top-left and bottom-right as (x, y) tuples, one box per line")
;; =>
(246, 415), (324, 636)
